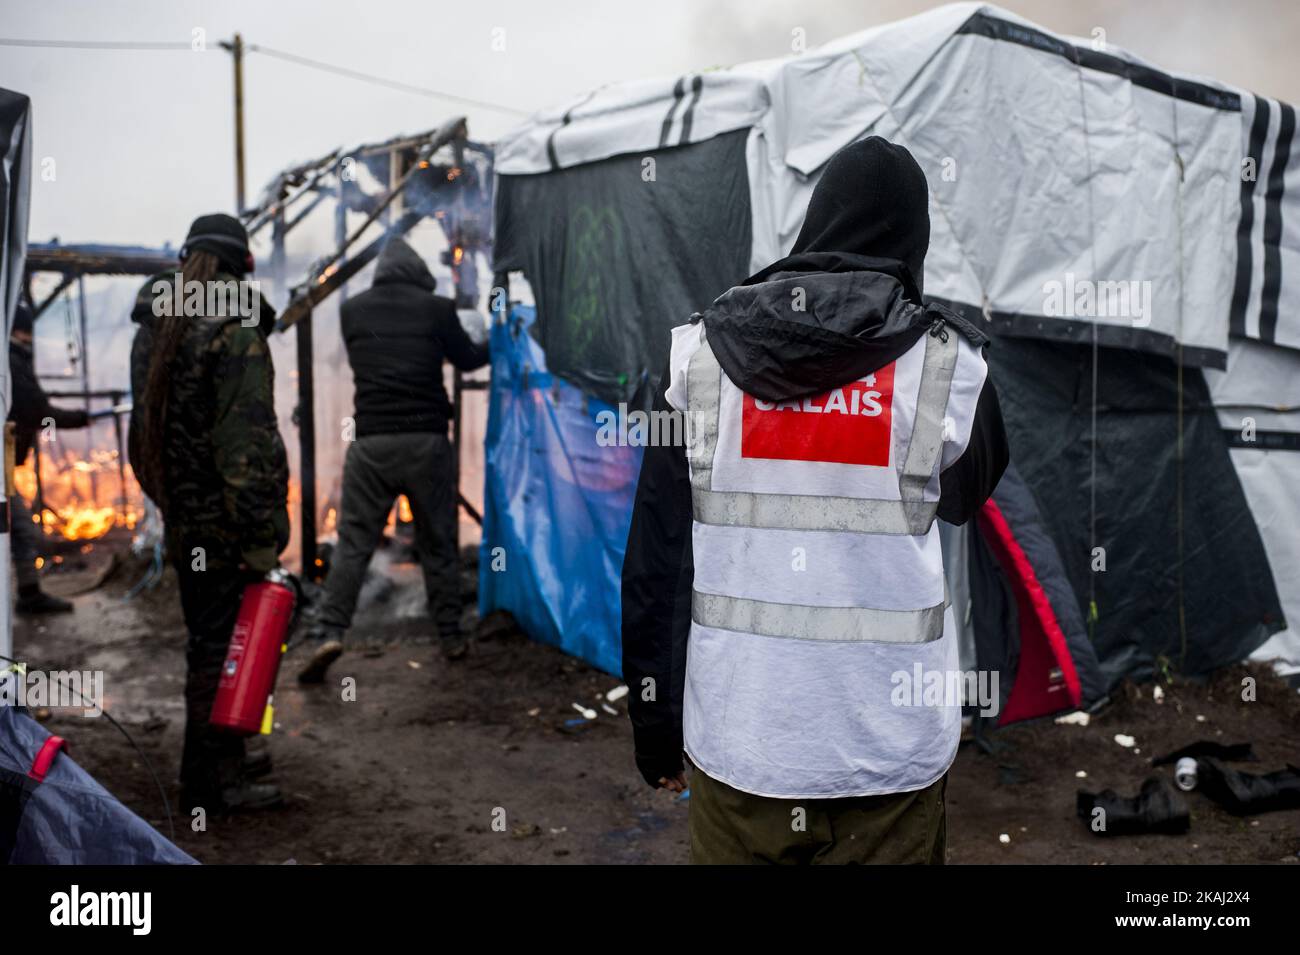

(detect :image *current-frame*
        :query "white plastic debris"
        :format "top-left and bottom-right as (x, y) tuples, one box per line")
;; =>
(601, 703), (618, 716)
(1114, 734), (1136, 748)
(1195, 714), (1207, 723)
(1055, 710), (1090, 726)
(606, 685), (629, 703)
(1076, 770), (1088, 778)
(571, 702), (597, 720)
(1153, 685), (1165, 704)
(999, 833), (1011, 844)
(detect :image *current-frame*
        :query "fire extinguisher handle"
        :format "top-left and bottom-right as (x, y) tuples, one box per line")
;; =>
(272, 569), (307, 645)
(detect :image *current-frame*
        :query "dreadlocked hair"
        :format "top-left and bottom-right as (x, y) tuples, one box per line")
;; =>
(135, 250), (222, 512)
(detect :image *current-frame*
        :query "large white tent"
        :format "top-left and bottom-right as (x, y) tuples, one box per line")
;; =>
(489, 2), (1300, 684)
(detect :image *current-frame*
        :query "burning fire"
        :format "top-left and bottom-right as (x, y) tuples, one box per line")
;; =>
(14, 445), (142, 542)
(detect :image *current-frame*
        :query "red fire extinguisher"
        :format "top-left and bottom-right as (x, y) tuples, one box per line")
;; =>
(210, 568), (298, 735)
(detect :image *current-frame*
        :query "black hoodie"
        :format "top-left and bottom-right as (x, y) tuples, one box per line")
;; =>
(341, 238), (489, 436)
(621, 137), (1009, 788)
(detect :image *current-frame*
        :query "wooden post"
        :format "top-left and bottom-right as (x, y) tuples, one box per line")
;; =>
(231, 33), (246, 213)
(297, 305), (317, 579)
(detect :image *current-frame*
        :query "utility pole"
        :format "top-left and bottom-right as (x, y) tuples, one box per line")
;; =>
(219, 33), (247, 214)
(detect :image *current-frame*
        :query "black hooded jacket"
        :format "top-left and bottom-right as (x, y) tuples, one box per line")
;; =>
(621, 137), (1009, 788)
(341, 238), (489, 436)
(7, 305), (90, 466)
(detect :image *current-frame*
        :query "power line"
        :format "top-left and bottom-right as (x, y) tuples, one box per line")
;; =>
(0, 34), (529, 116)
(0, 38), (193, 50)
(247, 43), (528, 116)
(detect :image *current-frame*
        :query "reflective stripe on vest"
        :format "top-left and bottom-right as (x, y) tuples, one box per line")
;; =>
(686, 325), (960, 536)
(693, 590), (947, 644)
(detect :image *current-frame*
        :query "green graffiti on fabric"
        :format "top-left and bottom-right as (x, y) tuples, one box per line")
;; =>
(561, 203), (624, 359)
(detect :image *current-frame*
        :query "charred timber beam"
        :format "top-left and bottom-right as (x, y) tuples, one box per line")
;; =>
(275, 210), (423, 331)
(300, 117), (467, 288)
(29, 273), (77, 320)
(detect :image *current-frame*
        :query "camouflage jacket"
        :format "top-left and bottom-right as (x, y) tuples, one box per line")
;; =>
(127, 272), (289, 572)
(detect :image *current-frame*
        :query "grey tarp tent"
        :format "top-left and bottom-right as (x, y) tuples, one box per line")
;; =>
(0, 694), (194, 864)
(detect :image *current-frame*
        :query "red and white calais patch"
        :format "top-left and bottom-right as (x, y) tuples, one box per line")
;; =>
(741, 362), (895, 466)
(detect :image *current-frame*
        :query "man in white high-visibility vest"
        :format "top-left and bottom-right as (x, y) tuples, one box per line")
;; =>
(623, 137), (1008, 864)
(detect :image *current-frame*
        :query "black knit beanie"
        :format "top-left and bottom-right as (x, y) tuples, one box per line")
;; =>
(182, 213), (252, 275)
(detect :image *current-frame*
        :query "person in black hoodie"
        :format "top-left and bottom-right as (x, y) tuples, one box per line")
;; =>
(7, 300), (90, 614)
(298, 238), (489, 682)
(621, 137), (1008, 863)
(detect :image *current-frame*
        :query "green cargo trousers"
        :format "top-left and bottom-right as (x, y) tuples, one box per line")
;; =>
(689, 765), (947, 865)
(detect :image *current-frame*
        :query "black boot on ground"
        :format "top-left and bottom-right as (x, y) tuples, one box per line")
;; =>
(181, 780), (284, 814)
(441, 634), (469, 661)
(16, 587), (74, 615)
(242, 749), (273, 780)
(297, 627), (344, 684)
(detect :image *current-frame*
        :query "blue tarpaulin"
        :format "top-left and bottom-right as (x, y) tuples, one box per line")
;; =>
(479, 305), (641, 675)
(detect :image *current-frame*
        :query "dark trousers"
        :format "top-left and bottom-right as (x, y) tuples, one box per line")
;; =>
(173, 545), (251, 797)
(10, 495), (40, 592)
(689, 765), (948, 864)
(318, 432), (461, 641)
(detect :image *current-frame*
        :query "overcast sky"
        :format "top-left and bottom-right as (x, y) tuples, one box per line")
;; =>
(2, 0), (1297, 249)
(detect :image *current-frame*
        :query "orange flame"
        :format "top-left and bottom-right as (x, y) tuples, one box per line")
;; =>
(15, 445), (142, 542)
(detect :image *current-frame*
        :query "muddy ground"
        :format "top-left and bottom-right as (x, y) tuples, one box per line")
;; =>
(15, 538), (1300, 865)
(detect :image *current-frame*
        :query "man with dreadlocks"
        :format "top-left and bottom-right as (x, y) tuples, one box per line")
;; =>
(128, 213), (289, 813)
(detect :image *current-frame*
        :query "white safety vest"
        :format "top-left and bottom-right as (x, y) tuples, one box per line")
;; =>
(665, 319), (988, 798)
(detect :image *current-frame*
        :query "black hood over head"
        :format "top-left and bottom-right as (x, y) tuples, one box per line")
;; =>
(373, 237), (436, 291)
(789, 135), (930, 299)
(700, 138), (984, 404)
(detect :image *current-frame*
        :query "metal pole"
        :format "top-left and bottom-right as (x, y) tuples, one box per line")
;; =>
(271, 200), (286, 301)
(77, 275), (97, 504)
(31, 319), (44, 516)
(110, 391), (127, 519)
(296, 305), (318, 579)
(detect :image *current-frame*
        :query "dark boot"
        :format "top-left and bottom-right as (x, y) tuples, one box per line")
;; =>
(217, 780), (283, 811)
(15, 587), (74, 615)
(242, 749), (273, 780)
(181, 779), (283, 814)
(297, 627), (344, 684)
(441, 633), (469, 661)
